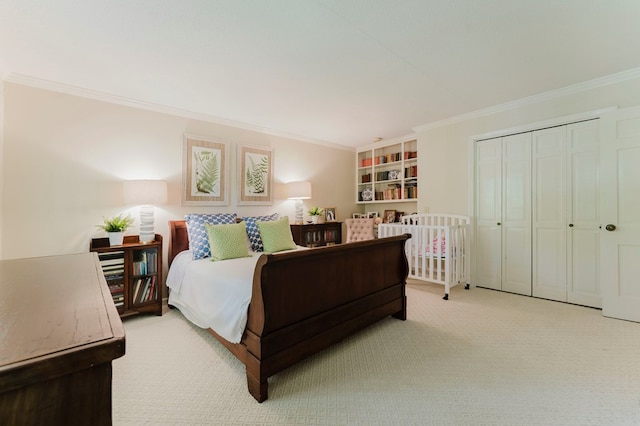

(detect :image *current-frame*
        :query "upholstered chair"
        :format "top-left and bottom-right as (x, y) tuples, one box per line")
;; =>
(344, 218), (375, 242)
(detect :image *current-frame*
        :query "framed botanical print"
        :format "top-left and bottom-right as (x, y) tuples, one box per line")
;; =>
(237, 145), (273, 205)
(182, 134), (229, 206)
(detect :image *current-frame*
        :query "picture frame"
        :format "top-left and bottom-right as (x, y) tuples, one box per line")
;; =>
(395, 211), (405, 223)
(237, 145), (274, 205)
(366, 212), (379, 219)
(383, 209), (396, 223)
(182, 134), (229, 206)
(324, 207), (336, 222)
(352, 213), (364, 219)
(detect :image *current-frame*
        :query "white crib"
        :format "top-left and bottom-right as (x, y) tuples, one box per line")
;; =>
(378, 213), (470, 300)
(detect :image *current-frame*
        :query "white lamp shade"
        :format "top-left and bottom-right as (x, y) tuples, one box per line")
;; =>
(124, 180), (168, 205)
(287, 181), (312, 199)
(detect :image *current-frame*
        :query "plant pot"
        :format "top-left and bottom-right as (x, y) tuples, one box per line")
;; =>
(108, 231), (124, 246)
(310, 216), (319, 224)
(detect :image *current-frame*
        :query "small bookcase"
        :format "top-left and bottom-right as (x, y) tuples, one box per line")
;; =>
(90, 234), (163, 317)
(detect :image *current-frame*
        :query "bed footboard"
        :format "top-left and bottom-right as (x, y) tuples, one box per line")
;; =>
(244, 234), (409, 402)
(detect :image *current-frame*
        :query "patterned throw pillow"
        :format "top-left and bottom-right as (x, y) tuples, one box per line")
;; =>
(185, 213), (237, 260)
(256, 216), (297, 254)
(204, 222), (250, 261)
(242, 213), (280, 252)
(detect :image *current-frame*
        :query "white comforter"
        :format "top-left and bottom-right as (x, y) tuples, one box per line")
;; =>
(166, 251), (261, 343)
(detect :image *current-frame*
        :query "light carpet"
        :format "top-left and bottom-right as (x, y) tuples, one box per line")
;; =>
(113, 282), (640, 425)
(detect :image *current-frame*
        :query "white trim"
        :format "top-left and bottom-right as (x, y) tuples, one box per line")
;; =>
(3, 73), (354, 152)
(414, 67), (640, 133)
(469, 107), (617, 142)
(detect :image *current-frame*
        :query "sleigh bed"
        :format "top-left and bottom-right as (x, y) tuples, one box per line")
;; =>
(166, 219), (409, 402)
(378, 213), (470, 300)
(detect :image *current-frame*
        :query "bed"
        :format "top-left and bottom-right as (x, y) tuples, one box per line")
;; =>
(166, 219), (410, 402)
(378, 213), (470, 300)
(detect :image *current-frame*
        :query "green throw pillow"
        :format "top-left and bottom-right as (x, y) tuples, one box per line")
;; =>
(256, 216), (297, 253)
(204, 222), (250, 261)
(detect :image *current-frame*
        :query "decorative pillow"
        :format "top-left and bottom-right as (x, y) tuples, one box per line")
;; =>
(185, 213), (237, 260)
(242, 213), (280, 252)
(256, 216), (297, 253)
(204, 222), (250, 261)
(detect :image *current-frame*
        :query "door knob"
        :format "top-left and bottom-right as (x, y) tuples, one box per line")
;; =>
(497, 222), (501, 226)
(605, 224), (616, 231)
(568, 224), (574, 227)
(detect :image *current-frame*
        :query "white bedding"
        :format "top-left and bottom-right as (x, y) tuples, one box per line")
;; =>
(167, 246), (307, 343)
(167, 250), (260, 343)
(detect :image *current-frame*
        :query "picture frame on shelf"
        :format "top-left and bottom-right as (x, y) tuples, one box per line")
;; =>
(383, 209), (396, 223)
(237, 145), (273, 205)
(366, 212), (379, 219)
(352, 213), (365, 219)
(182, 134), (229, 206)
(395, 211), (405, 223)
(324, 207), (336, 222)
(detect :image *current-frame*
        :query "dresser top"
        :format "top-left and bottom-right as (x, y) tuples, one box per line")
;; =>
(0, 253), (125, 387)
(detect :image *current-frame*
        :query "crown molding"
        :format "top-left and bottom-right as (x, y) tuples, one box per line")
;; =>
(3, 73), (354, 152)
(413, 67), (640, 133)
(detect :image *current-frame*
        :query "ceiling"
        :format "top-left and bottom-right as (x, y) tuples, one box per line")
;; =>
(2, 1), (640, 149)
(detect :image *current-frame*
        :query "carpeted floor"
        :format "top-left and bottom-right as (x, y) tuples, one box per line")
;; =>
(112, 281), (640, 425)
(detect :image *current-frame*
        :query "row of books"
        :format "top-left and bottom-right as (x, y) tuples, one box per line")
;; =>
(132, 276), (157, 305)
(360, 151), (417, 168)
(110, 284), (125, 308)
(404, 165), (418, 178)
(99, 251), (125, 277)
(132, 250), (158, 276)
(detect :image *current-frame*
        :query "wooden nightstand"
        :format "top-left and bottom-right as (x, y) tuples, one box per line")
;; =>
(290, 222), (342, 247)
(90, 234), (163, 317)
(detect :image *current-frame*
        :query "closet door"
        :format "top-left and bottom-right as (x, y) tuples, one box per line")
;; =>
(532, 126), (568, 301)
(532, 122), (600, 306)
(600, 106), (640, 322)
(475, 138), (502, 290)
(475, 134), (531, 295)
(501, 133), (532, 295)
(567, 121), (600, 307)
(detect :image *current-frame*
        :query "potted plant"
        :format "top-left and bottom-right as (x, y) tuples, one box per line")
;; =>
(97, 214), (134, 246)
(308, 206), (323, 224)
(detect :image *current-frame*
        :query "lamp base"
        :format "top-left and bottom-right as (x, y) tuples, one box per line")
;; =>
(294, 200), (304, 225)
(139, 206), (155, 244)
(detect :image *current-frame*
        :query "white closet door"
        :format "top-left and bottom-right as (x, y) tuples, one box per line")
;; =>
(567, 121), (600, 307)
(600, 106), (640, 322)
(501, 133), (532, 295)
(475, 138), (502, 290)
(532, 126), (567, 301)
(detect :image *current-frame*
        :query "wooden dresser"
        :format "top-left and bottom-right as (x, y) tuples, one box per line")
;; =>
(0, 253), (125, 425)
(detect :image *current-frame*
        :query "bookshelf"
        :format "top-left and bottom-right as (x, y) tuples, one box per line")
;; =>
(356, 138), (418, 203)
(290, 222), (342, 247)
(90, 234), (163, 317)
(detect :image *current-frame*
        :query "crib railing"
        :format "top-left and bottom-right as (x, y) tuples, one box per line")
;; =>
(378, 214), (470, 300)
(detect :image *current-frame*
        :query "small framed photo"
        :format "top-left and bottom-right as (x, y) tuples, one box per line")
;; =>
(352, 213), (364, 219)
(366, 212), (379, 219)
(325, 207), (336, 222)
(395, 211), (405, 223)
(383, 209), (396, 223)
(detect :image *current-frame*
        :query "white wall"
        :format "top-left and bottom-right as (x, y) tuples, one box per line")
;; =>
(416, 75), (640, 215)
(1, 83), (356, 262)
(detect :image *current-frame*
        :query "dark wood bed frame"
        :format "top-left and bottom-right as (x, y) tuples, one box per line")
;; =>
(168, 220), (409, 402)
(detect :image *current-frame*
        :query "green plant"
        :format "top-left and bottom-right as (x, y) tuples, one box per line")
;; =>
(308, 206), (323, 216)
(97, 214), (134, 233)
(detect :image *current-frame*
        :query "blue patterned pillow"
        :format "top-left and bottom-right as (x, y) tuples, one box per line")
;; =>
(242, 213), (280, 252)
(185, 213), (237, 259)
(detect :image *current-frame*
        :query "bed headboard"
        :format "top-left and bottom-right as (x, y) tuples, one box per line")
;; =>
(168, 220), (189, 266)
